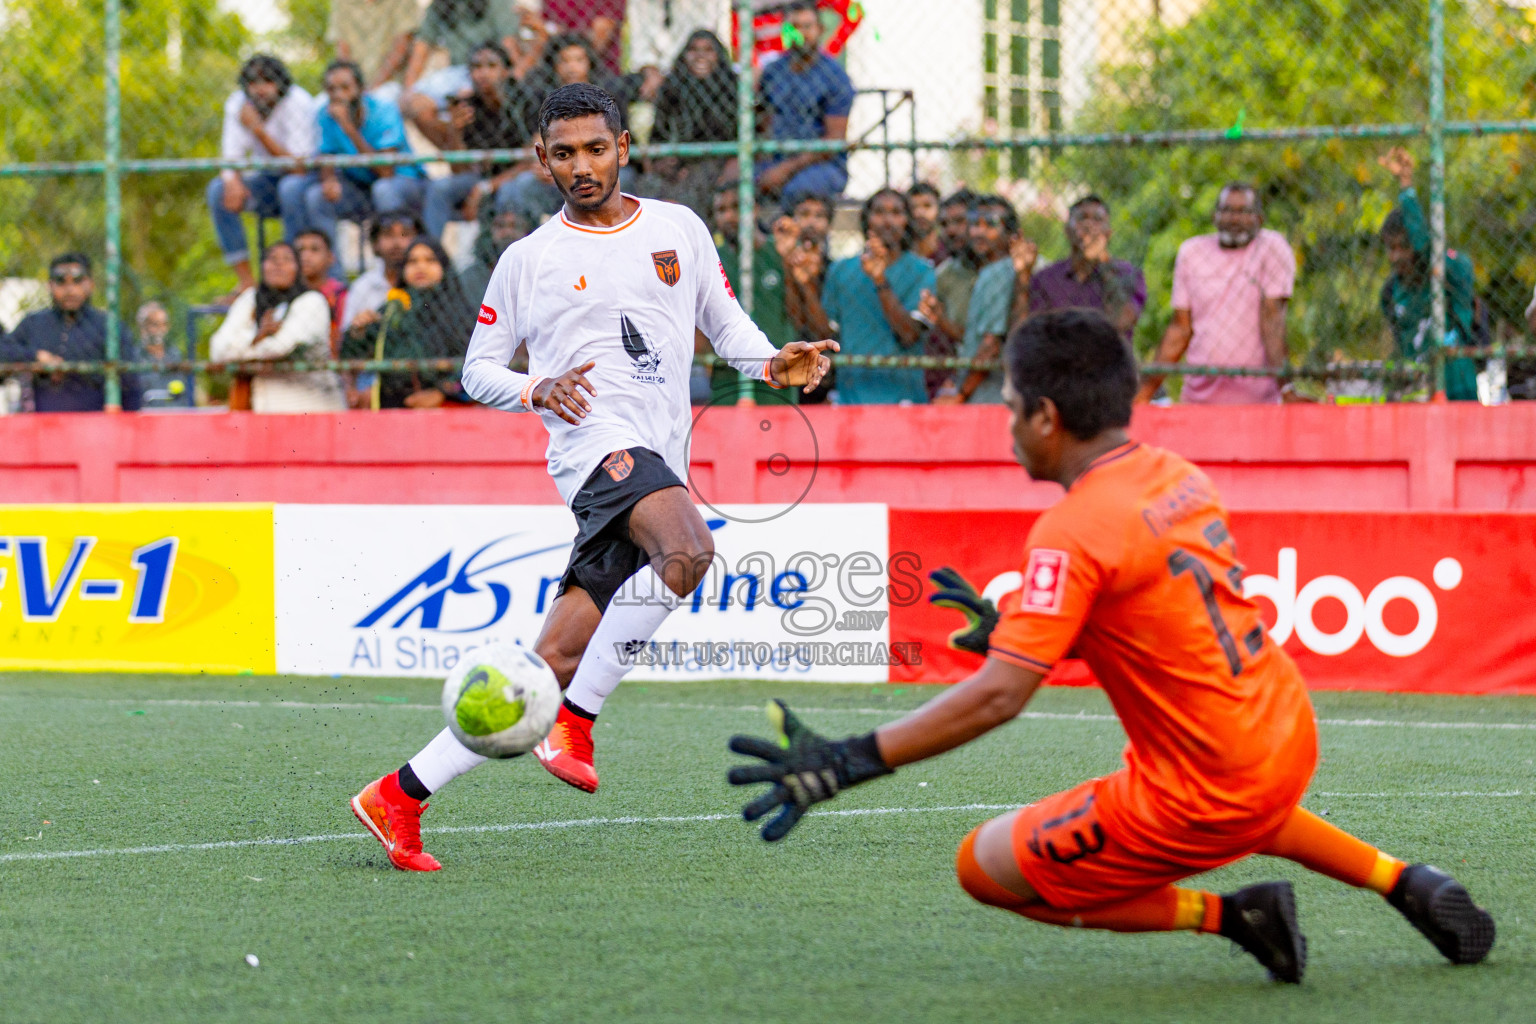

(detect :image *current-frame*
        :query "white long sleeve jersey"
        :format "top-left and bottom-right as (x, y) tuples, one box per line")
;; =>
(462, 195), (782, 505)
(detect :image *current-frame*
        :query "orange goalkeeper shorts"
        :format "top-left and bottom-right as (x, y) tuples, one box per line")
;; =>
(1010, 772), (1304, 911)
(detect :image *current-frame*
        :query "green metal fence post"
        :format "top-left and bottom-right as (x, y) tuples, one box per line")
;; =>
(735, 0), (757, 405)
(103, 0), (123, 410)
(1427, 0), (1448, 398)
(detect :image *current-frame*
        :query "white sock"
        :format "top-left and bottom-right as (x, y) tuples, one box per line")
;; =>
(564, 565), (682, 717)
(406, 727), (488, 795)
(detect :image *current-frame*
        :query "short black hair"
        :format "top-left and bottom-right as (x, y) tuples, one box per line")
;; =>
(1380, 207), (1410, 244)
(1005, 309), (1137, 440)
(322, 59), (364, 89)
(239, 54), (292, 94)
(859, 187), (914, 250)
(714, 179), (741, 197)
(50, 251), (92, 275)
(1069, 193), (1109, 219)
(471, 40), (512, 66)
(940, 187), (977, 211)
(972, 193), (1020, 236)
(538, 82), (624, 141)
(369, 209), (426, 243)
(908, 182), (940, 201)
(793, 193), (834, 219)
(295, 227), (334, 251)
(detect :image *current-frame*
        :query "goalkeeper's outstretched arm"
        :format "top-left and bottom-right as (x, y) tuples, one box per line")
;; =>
(873, 658), (1044, 768)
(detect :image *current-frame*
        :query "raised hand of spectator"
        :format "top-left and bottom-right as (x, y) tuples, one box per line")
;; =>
(237, 101), (265, 133)
(221, 174), (249, 213)
(348, 308), (381, 335)
(1378, 147), (1416, 190)
(788, 242), (823, 288)
(321, 176), (343, 204)
(772, 216), (800, 262)
(757, 162), (795, 196)
(918, 288), (944, 326)
(448, 92), (476, 133)
(328, 98), (357, 132)
(861, 233), (893, 286)
(639, 66), (665, 102)
(1010, 236), (1039, 279)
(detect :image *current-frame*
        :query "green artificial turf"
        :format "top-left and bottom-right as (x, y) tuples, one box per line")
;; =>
(0, 673), (1531, 1023)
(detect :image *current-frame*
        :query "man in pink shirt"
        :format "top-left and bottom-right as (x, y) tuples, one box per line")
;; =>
(1138, 183), (1295, 404)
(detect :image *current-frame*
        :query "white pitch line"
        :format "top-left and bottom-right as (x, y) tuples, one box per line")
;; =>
(9, 696), (1536, 731)
(3, 792), (1530, 867)
(0, 803), (1021, 865)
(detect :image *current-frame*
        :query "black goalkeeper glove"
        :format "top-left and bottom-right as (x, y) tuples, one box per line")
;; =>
(928, 566), (998, 656)
(727, 699), (892, 841)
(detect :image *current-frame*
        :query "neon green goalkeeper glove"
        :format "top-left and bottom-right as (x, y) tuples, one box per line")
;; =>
(928, 566), (998, 656)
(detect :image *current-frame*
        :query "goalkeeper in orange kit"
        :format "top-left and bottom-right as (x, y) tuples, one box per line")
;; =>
(727, 309), (1494, 982)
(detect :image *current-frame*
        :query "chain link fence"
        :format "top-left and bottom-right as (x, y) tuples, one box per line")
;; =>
(3, 0), (1534, 408)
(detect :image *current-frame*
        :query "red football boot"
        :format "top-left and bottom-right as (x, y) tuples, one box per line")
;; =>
(350, 771), (442, 871)
(534, 703), (598, 793)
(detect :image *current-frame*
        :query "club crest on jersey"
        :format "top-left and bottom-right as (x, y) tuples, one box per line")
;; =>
(1022, 549), (1069, 613)
(619, 311), (664, 382)
(477, 304), (497, 325)
(651, 249), (680, 287)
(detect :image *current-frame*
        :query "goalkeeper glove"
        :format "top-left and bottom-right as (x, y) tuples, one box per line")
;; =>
(928, 566), (998, 656)
(727, 700), (892, 841)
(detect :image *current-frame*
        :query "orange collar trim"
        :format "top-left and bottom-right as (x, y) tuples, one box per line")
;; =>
(559, 195), (643, 235)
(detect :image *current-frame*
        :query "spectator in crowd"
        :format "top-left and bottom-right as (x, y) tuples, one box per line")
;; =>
(908, 183), (946, 264)
(133, 301), (193, 408)
(295, 229), (348, 354)
(917, 188), (978, 397)
(342, 211), (426, 331)
(1137, 182), (1295, 404)
(304, 60), (427, 248)
(803, 188), (933, 404)
(210, 243), (346, 412)
(460, 206), (530, 309)
(206, 55), (316, 295)
(708, 181), (799, 404)
(791, 193), (834, 258)
(1024, 194), (1146, 339)
(343, 237), (472, 408)
(635, 29), (737, 220)
(1377, 147), (1479, 402)
(758, 0), (855, 207)
(543, 0), (627, 75)
(327, 0), (420, 93)
(401, 0), (539, 146)
(423, 42), (539, 240)
(935, 194), (1020, 404)
(0, 253), (140, 412)
(510, 36), (656, 222)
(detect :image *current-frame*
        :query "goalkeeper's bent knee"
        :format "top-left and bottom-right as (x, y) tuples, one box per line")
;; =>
(956, 825), (1033, 911)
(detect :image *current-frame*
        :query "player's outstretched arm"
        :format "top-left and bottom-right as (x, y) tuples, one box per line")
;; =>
(767, 339), (838, 393)
(727, 661), (1042, 841)
(529, 360), (597, 424)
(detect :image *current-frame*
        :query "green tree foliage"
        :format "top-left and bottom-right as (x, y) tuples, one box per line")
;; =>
(1055, 0), (1536, 360)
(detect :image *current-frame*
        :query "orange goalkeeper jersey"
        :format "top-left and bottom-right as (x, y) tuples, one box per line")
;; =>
(989, 441), (1317, 847)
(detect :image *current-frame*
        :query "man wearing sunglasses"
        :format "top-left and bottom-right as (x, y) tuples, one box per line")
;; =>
(0, 253), (140, 412)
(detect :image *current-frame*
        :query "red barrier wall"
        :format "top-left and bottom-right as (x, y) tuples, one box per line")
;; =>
(4, 403), (1536, 508)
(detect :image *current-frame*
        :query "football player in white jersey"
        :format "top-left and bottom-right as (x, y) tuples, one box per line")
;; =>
(351, 83), (836, 870)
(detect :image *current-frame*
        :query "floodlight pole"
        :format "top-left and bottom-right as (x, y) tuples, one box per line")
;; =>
(103, 0), (123, 410)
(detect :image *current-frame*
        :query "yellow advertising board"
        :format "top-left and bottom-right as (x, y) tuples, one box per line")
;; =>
(0, 505), (275, 673)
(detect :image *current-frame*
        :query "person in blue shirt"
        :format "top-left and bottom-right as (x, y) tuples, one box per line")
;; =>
(302, 60), (426, 248)
(801, 189), (934, 405)
(757, 0), (855, 207)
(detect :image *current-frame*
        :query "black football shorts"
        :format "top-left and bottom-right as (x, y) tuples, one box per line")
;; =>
(557, 447), (685, 612)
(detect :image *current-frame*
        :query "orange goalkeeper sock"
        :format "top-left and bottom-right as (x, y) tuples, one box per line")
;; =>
(1262, 806), (1405, 894)
(956, 827), (1221, 933)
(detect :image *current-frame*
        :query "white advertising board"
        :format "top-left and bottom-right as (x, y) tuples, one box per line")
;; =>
(274, 504), (892, 682)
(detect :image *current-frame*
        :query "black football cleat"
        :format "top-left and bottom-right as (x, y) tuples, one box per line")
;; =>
(1220, 881), (1307, 983)
(1387, 863), (1495, 965)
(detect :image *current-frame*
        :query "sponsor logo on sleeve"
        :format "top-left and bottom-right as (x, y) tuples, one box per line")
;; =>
(477, 304), (498, 325)
(718, 260), (736, 299)
(1022, 549), (1069, 613)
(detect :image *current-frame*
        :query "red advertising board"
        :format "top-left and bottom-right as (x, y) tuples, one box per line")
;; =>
(888, 510), (1536, 695)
